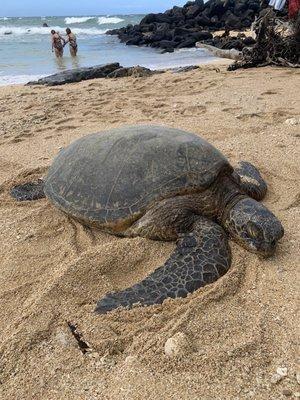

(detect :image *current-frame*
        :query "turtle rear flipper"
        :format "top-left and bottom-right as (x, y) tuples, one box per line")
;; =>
(95, 217), (231, 314)
(10, 180), (45, 201)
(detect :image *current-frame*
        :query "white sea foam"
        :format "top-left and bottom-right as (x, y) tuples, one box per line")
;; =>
(0, 74), (46, 86)
(0, 26), (107, 36)
(65, 16), (94, 24)
(98, 16), (124, 25)
(0, 17), (9, 20)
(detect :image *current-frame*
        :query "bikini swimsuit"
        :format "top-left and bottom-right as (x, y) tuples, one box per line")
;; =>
(53, 36), (63, 51)
(69, 36), (77, 50)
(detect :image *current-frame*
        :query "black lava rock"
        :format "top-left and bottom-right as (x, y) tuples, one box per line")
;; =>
(27, 63), (121, 86)
(107, 0), (267, 50)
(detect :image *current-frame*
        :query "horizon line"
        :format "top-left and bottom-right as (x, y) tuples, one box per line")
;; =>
(0, 13), (145, 18)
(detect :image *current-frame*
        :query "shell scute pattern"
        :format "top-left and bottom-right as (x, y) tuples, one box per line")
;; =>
(45, 126), (230, 228)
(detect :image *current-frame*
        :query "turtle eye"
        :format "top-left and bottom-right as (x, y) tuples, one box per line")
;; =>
(246, 222), (263, 240)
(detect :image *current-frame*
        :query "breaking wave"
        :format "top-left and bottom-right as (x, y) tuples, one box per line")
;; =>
(97, 16), (124, 25)
(0, 74), (46, 86)
(64, 16), (95, 24)
(0, 26), (107, 36)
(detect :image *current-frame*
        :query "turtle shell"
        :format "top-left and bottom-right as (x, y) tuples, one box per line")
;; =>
(44, 125), (232, 230)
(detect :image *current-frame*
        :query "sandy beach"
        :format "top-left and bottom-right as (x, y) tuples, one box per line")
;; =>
(0, 64), (299, 399)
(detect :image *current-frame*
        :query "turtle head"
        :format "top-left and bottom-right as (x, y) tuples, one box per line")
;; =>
(223, 198), (284, 257)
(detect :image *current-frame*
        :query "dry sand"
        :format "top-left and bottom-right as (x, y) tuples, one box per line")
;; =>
(0, 64), (299, 400)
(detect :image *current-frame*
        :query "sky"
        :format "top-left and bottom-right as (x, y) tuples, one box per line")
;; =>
(1, 0), (187, 17)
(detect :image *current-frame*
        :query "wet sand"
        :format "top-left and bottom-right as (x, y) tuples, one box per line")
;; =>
(0, 64), (299, 399)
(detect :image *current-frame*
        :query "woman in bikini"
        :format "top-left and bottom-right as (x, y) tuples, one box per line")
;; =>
(64, 28), (78, 57)
(51, 30), (64, 58)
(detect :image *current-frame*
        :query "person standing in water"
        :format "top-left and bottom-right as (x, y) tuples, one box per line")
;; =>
(64, 28), (78, 57)
(51, 30), (64, 57)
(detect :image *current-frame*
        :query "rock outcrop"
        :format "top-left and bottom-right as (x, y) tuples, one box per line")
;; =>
(27, 63), (121, 86)
(107, 0), (266, 52)
(106, 65), (158, 78)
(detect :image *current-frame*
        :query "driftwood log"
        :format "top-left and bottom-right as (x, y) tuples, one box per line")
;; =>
(196, 42), (242, 60)
(228, 10), (300, 70)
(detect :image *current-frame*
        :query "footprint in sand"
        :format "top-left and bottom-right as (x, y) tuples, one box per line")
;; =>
(88, 82), (101, 88)
(49, 102), (64, 109)
(10, 138), (23, 143)
(82, 111), (92, 117)
(222, 107), (243, 114)
(236, 111), (290, 123)
(181, 105), (207, 116)
(12, 132), (33, 141)
(35, 127), (50, 133)
(17, 92), (33, 97)
(55, 125), (77, 132)
(236, 112), (268, 121)
(261, 90), (278, 95)
(55, 117), (75, 126)
(152, 103), (167, 109)
(23, 104), (36, 110)
(284, 192), (300, 210)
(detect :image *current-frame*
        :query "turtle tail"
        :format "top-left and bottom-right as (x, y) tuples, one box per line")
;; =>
(95, 217), (231, 314)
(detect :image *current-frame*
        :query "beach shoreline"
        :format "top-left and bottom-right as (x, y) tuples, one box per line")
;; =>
(0, 58), (231, 87)
(0, 13), (219, 86)
(0, 64), (299, 399)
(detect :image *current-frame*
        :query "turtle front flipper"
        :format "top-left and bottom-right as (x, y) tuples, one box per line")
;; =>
(233, 161), (267, 201)
(95, 217), (231, 314)
(10, 180), (45, 201)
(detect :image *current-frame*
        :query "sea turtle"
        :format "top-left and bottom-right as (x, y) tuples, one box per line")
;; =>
(11, 125), (284, 314)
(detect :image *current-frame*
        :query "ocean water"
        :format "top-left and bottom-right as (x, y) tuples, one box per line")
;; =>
(0, 15), (215, 85)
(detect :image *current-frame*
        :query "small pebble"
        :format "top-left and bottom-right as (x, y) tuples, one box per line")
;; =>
(124, 355), (138, 366)
(271, 373), (282, 384)
(296, 372), (300, 385)
(164, 332), (193, 357)
(277, 367), (288, 377)
(285, 117), (299, 126)
(98, 355), (116, 367)
(294, 392), (300, 398)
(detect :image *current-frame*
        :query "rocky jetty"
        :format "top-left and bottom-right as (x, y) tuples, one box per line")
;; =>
(107, 0), (265, 52)
(202, 30), (256, 51)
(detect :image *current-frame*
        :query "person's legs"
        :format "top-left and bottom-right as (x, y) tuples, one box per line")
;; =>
(54, 48), (63, 57)
(70, 46), (77, 57)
